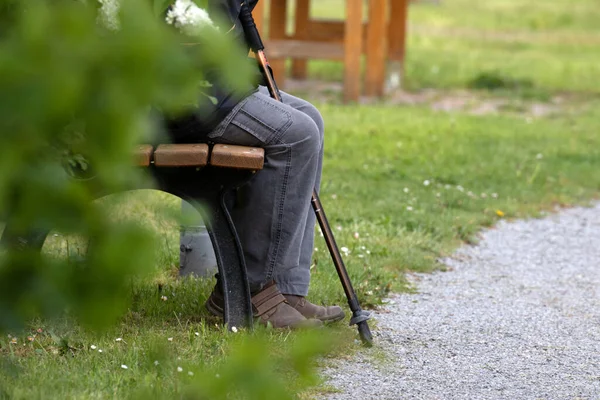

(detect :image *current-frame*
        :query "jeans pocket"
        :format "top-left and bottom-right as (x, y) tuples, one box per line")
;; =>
(214, 94), (292, 147)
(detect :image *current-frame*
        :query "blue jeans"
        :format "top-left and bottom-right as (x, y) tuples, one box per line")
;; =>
(208, 87), (324, 296)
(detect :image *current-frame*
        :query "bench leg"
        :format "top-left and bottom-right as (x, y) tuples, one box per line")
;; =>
(195, 190), (253, 331)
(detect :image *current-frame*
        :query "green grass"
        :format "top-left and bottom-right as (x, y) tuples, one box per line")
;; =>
(3, 0), (600, 398)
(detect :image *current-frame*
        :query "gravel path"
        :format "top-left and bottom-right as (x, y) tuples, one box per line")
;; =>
(323, 204), (600, 399)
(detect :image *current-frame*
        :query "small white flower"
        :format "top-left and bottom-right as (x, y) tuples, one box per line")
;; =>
(436, 193), (441, 197)
(168, 337), (173, 342)
(314, 247), (319, 252)
(353, 232), (360, 239)
(481, 193), (488, 198)
(403, 187), (410, 193)
(231, 326), (238, 333)
(445, 184), (451, 189)
(177, 366), (183, 373)
(194, 332), (200, 336)
(98, 349), (103, 353)
(366, 250), (371, 255)
(456, 185), (464, 192)
(166, 0), (215, 35)
(406, 206), (413, 211)
(331, 194), (338, 200)
(360, 246), (366, 250)
(161, 296), (168, 301)
(115, 338), (122, 342)
(536, 153), (543, 160)
(492, 193), (499, 198)
(341, 247), (349, 253)
(215, 373), (221, 378)
(423, 180), (431, 186)
(154, 360), (160, 366)
(188, 371), (194, 376)
(336, 226), (342, 231)
(358, 254), (365, 258)
(90, 345), (97, 350)
(121, 364), (128, 370)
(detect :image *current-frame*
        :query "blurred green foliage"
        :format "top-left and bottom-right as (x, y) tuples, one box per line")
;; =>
(0, 0), (250, 332)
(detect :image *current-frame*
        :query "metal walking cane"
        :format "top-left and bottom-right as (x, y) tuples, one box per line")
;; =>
(238, 2), (373, 345)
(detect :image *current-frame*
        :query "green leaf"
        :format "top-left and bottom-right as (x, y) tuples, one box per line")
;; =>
(152, 0), (172, 17)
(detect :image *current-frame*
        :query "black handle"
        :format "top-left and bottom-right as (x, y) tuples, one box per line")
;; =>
(239, 2), (264, 52)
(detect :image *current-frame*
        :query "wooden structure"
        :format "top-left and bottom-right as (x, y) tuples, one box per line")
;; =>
(252, 0), (410, 102)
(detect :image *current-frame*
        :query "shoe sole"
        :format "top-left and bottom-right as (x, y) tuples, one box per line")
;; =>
(205, 296), (224, 318)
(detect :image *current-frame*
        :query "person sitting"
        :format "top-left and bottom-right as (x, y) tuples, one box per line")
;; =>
(165, 0), (345, 329)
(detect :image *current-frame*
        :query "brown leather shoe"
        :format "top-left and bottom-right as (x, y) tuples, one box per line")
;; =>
(284, 295), (345, 323)
(205, 282), (322, 329)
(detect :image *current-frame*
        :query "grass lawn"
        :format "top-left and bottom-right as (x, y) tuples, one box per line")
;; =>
(2, 0), (600, 398)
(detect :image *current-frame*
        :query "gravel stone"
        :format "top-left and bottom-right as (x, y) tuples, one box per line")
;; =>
(323, 204), (600, 399)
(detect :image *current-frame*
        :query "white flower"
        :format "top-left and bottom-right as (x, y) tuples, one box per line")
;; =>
(194, 332), (200, 336)
(536, 153), (543, 160)
(161, 296), (168, 301)
(341, 247), (349, 254)
(98, 0), (120, 30)
(90, 345), (97, 350)
(456, 185), (464, 192)
(99, 0), (214, 35)
(168, 337), (173, 342)
(353, 232), (360, 239)
(492, 193), (499, 198)
(115, 338), (122, 342)
(423, 180), (430, 186)
(154, 360), (160, 366)
(188, 371), (194, 376)
(177, 366), (183, 372)
(406, 206), (413, 211)
(166, 0), (215, 35)
(98, 349), (103, 353)
(231, 326), (238, 333)
(403, 187), (410, 193)
(121, 364), (128, 370)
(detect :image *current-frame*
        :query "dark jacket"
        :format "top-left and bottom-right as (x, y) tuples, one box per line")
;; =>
(166, 0), (260, 142)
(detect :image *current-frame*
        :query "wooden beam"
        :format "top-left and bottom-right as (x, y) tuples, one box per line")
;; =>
(291, 0), (310, 79)
(268, 0), (289, 87)
(365, 0), (388, 97)
(344, 0), (364, 102)
(389, 0), (409, 62)
(265, 40), (345, 60)
(253, 0), (265, 35)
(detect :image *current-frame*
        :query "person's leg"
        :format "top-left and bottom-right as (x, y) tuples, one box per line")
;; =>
(208, 89), (320, 296)
(262, 88), (325, 292)
(254, 88), (344, 323)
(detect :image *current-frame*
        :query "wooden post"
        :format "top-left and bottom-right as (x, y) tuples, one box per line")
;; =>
(388, 0), (409, 63)
(269, 0), (288, 87)
(253, 0), (265, 35)
(291, 0), (310, 79)
(344, 0), (363, 102)
(365, 0), (388, 97)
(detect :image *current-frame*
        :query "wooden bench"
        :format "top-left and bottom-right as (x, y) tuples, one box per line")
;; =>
(1, 143), (266, 331)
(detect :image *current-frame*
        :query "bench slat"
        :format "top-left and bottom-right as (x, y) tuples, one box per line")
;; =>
(154, 144), (209, 167)
(135, 144), (154, 167)
(210, 144), (265, 170)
